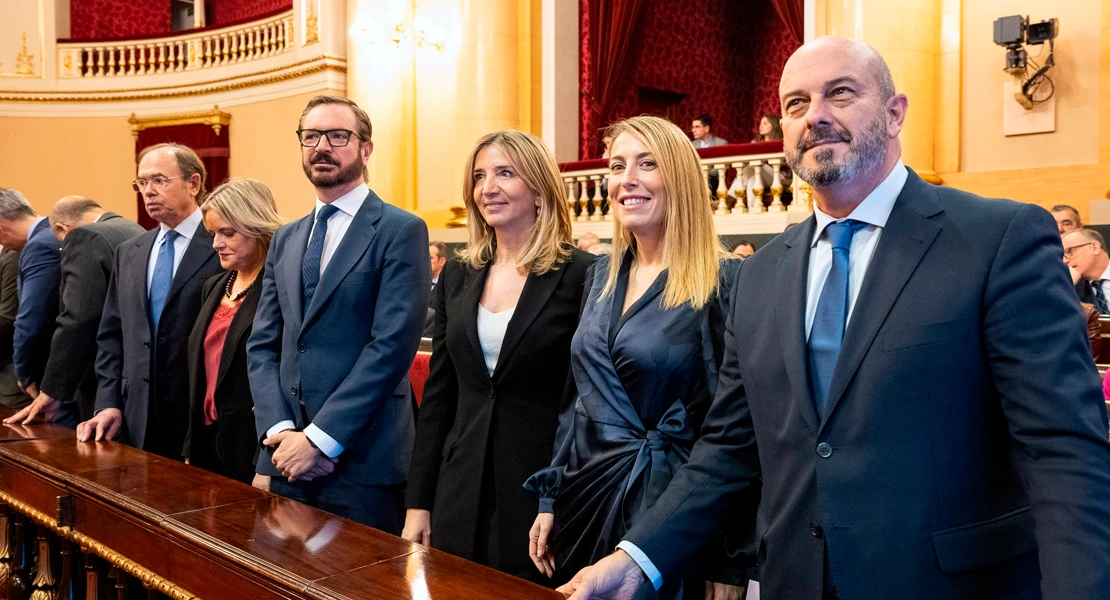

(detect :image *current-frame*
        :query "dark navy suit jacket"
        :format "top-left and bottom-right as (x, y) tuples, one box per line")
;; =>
(623, 170), (1110, 599)
(14, 218), (60, 387)
(248, 190), (430, 487)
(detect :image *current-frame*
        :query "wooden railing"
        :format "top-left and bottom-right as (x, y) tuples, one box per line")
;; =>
(57, 11), (294, 78)
(558, 141), (813, 224)
(0, 405), (560, 599)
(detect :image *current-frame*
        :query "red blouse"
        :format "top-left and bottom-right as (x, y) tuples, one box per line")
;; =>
(203, 302), (241, 426)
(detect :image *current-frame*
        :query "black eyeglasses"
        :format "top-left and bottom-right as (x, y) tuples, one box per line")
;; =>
(296, 129), (362, 148)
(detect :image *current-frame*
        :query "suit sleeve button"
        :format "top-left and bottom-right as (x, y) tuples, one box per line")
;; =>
(816, 442), (833, 458)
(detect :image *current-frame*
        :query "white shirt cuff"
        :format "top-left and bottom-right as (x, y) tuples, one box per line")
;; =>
(304, 423), (344, 458)
(266, 421), (295, 439)
(616, 541), (663, 590)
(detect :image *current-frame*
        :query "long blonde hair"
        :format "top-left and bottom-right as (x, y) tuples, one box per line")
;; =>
(201, 178), (284, 269)
(602, 116), (729, 310)
(457, 131), (573, 274)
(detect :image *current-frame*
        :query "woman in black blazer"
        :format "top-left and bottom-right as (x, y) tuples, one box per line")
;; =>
(403, 130), (594, 581)
(184, 179), (282, 486)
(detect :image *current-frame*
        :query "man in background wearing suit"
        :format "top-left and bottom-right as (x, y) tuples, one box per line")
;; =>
(77, 144), (221, 458)
(424, 241), (447, 337)
(0, 247), (28, 409)
(1063, 228), (1109, 313)
(562, 37), (1110, 600)
(0, 189), (60, 418)
(248, 95), (430, 534)
(5, 197), (144, 426)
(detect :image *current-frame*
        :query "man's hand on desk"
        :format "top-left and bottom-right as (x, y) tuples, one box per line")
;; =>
(558, 549), (647, 600)
(265, 430), (337, 482)
(3, 392), (60, 425)
(75, 408), (123, 442)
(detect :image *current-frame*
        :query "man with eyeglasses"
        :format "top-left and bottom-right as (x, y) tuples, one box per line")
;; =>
(247, 95), (430, 534)
(1064, 228), (1110, 314)
(76, 143), (221, 458)
(0, 188), (60, 419)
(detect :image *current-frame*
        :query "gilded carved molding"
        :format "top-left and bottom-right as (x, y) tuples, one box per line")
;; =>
(0, 489), (200, 600)
(15, 31), (36, 76)
(304, 0), (319, 45)
(128, 106), (232, 139)
(0, 56), (345, 103)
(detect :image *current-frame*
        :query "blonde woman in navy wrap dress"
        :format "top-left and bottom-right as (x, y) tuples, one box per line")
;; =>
(526, 116), (756, 599)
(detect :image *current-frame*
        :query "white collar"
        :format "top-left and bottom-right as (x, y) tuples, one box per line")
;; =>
(315, 183), (369, 218)
(160, 207), (203, 241)
(811, 161), (908, 247)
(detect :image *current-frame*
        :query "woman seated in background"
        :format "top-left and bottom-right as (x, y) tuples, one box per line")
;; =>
(730, 113), (793, 206)
(526, 115), (752, 598)
(184, 178), (282, 487)
(402, 130), (594, 581)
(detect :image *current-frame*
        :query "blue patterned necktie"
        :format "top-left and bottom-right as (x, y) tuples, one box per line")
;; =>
(149, 229), (180, 332)
(302, 204), (339, 310)
(1092, 280), (1109, 314)
(808, 219), (867, 417)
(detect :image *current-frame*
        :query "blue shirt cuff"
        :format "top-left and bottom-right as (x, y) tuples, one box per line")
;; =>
(616, 541), (663, 590)
(304, 423), (344, 458)
(538, 497), (555, 513)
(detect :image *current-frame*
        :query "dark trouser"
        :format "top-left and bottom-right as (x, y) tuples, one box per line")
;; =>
(270, 475), (405, 535)
(52, 400), (81, 429)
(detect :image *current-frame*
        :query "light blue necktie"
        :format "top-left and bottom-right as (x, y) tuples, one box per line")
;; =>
(808, 219), (866, 417)
(149, 229), (180, 332)
(302, 204), (339, 311)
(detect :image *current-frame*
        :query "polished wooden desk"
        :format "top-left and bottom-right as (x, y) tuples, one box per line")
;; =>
(0, 406), (562, 599)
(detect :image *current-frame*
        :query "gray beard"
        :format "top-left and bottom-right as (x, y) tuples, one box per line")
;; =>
(787, 117), (888, 187)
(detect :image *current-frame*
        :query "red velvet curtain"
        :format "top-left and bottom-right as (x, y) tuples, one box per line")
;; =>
(135, 123), (230, 230)
(769, 0), (804, 44)
(579, 0), (648, 160)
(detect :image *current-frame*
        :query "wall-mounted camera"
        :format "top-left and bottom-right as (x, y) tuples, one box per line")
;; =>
(993, 15), (1058, 109)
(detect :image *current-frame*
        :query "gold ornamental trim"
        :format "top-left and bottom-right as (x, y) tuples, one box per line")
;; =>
(0, 489), (199, 600)
(15, 31), (36, 76)
(0, 56), (345, 103)
(128, 106), (231, 139)
(304, 0), (320, 45)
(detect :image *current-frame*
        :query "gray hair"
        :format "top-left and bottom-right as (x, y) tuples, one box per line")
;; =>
(0, 188), (37, 222)
(49, 196), (101, 226)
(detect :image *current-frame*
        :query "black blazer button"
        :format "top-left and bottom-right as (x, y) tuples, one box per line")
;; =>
(816, 442), (833, 458)
(290, 385), (298, 394)
(488, 390), (495, 399)
(143, 341), (150, 348)
(141, 377), (149, 383)
(298, 344), (306, 353)
(810, 522), (823, 538)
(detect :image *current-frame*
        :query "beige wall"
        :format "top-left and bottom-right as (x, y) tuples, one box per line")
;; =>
(0, 116), (137, 218)
(960, 0), (1100, 173)
(0, 89), (339, 223)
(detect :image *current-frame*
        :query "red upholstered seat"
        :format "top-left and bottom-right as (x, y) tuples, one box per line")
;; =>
(409, 352), (432, 407)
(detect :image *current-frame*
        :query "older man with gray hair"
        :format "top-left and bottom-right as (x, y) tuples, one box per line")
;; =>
(0, 188), (60, 420)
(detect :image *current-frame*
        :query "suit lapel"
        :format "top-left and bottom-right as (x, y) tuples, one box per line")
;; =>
(165, 226), (215, 306)
(303, 192), (382, 328)
(819, 173), (943, 430)
(216, 273), (262, 388)
(461, 263), (491, 381)
(134, 230), (158, 317)
(777, 218), (821, 434)
(492, 264), (569, 381)
(283, 215), (312, 333)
